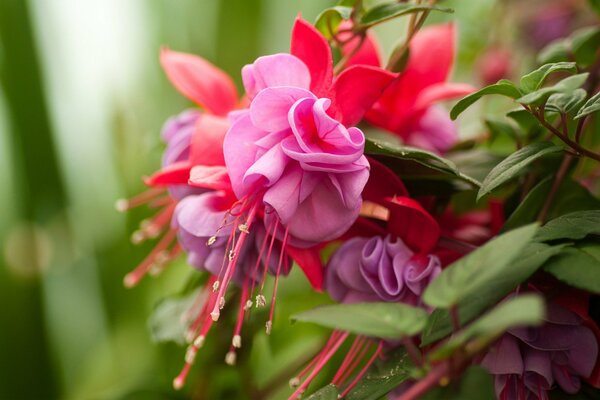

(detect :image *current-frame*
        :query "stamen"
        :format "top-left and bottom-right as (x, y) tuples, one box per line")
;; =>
(116, 187), (165, 211)
(225, 350), (237, 366)
(238, 223), (249, 233)
(212, 280), (220, 291)
(124, 229), (177, 288)
(266, 227), (289, 336)
(332, 336), (366, 386)
(339, 341), (383, 398)
(207, 235), (217, 246)
(232, 335), (242, 348)
(336, 338), (372, 386)
(255, 294), (266, 308)
(247, 218), (276, 317)
(265, 320), (272, 335)
(231, 278), (250, 350)
(289, 332), (350, 400)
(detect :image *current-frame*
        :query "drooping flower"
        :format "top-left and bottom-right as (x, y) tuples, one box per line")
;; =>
(223, 17), (396, 247)
(358, 24), (475, 154)
(481, 302), (599, 399)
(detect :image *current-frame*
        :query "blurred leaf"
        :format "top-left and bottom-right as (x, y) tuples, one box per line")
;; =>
(477, 142), (563, 201)
(519, 62), (577, 93)
(148, 289), (199, 345)
(365, 138), (481, 188)
(535, 210), (600, 242)
(544, 242), (600, 294)
(506, 109), (543, 138)
(346, 349), (414, 400)
(538, 39), (571, 65)
(591, 0), (600, 15)
(430, 294), (545, 360)
(423, 224), (538, 309)
(421, 242), (564, 346)
(307, 384), (339, 400)
(517, 73), (589, 106)
(360, 2), (453, 28)
(292, 303), (428, 339)
(314, 6), (353, 39)
(575, 91), (600, 120)
(546, 89), (587, 114)
(451, 80), (521, 120)
(503, 178), (600, 231)
(421, 367), (495, 400)
(485, 117), (523, 144)
(571, 26), (600, 67)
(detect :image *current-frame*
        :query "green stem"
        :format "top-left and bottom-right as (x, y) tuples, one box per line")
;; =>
(538, 153), (574, 224)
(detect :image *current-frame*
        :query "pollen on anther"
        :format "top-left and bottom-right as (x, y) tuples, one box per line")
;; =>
(115, 199), (129, 212)
(194, 335), (205, 348)
(212, 280), (220, 292)
(211, 311), (220, 321)
(265, 320), (273, 335)
(225, 351), (237, 366)
(244, 300), (253, 310)
(238, 223), (249, 234)
(228, 250), (235, 261)
(256, 294), (266, 308)
(207, 235), (217, 246)
(289, 377), (300, 388)
(185, 346), (197, 364)
(173, 376), (184, 390)
(232, 334), (242, 348)
(131, 230), (145, 244)
(123, 273), (137, 288)
(219, 296), (225, 310)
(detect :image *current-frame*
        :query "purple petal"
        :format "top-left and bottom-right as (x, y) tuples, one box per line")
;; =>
(250, 86), (315, 133)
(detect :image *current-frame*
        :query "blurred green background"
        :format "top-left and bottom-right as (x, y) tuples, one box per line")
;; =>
(1, 0), (591, 398)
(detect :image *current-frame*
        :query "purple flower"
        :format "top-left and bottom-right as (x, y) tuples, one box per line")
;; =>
(173, 191), (289, 285)
(481, 303), (599, 399)
(325, 235), (441, 306)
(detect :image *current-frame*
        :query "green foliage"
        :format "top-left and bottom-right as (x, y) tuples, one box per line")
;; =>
(430, 294), (545, 360)
(477, 142), (563, 201)
(345, 349), (414, 400)
(307, 384), (339, 400)
(517, 73), (588, 106)
(422, 224), (538, 309)
(365, 138), (481, 188)
(292, 302), (428, 339)
(148, 289), (199, 345)
(450, 80), (521, 120)
(536, 210), (600, 242)
(421, 242), (565, 345)
(544, 241), (600, 294)
(546, 89), (587, 114)
(360, 2), (453, 28)
(575, 91), (600, 120)
(314, 6), (353, 39)
(420, 367), (495, 400)
(519, 62), (577, 94)
(539, 26), (600, 68)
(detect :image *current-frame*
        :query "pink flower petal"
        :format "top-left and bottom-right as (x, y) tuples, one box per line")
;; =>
(290, 17), (333, 98)
(414, 82), (476, 111)
(332, 65), (396, 126)
(338, 21), (382, 68)
(144, 160), (191, 186)
(160, 48), (238, 116)
(188, 165), (231, 191)
(241, 53), (311, 99)
(406, 106), (458, 154)
(250, 86), (314, 132)
(189, 114), (229, 167)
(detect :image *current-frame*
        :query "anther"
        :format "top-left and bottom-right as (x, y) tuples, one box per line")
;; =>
(211, 311), (220, 322)
(228, 250), (235, 261)
(225, 351), (237, 366)
(256, 294), (266, 308)
(123, 273), (137, 288)
(185, 346), (197, 364)
(114, 199), (129, 212)
(232, 335), (242, 348)
(238, 223), (249, 234)
(131, 230), (145, 244)
(173, 376), (184, 390)
(289, 377), (301, 388)
(193, 335), (205, 348)
(212, 281), (220, 292)
(219, 296), (225, 310)
(244, 300), (253, 310)
(207, 236), (217, 246)
(265, 320), (272, 335)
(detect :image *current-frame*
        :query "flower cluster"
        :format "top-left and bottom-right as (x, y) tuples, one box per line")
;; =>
(118, 7), (600, 400)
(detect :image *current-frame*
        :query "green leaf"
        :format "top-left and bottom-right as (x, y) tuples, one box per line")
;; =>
(307, 384), (339, 400)
(575, 91), (600, 119)
(422, 224), (539, 309)
(519, 62), (577, 93)
(571, 26), (600, 67)
(477, 142), (563, 201)
(148, 289), (199, 345)
(421, 242), (564, 346)
(517, 73), (589, 106)
(291, 302), (428, 339)
(546, 89), (587, 114)
(360, 2), (453, 28)
(506, 108), (543, 138)
(346, 349), (414, 400)
(430, 294), (545, 360)
(421, 367), (495, 400)
(536, 210), (600, 242)
(314, 6), (353, 39)
(538, 39), (571, 65)
(450, 80), (521, 120)
(484, 117), (522, 143)
(544, 242), (600, 294)
(365, 138), (481, 188)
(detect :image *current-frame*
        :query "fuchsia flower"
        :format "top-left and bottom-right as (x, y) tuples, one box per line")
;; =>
(481, 302), (599, 400)
(224, 17), (396, 246)
(355, 24), (475, 154)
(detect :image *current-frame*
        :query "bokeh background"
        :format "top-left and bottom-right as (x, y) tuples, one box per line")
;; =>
(0, 0), (595, 398)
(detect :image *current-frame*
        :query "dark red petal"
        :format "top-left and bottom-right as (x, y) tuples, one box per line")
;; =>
(363, 157), (408, 202)
(188, 165), (232, 191)
(339, 22), (382, 68)
(160, 48), (238, 116)
(189, 114), (229, 167)
(144, 161), (191, 186)
(332, 65), (396, 126)
(384, 196), (440, 254)
(286, 245), (323, 290)
(290, 17), (333, 97)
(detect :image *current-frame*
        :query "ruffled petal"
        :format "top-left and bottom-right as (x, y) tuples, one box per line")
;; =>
(250, 86), (315, 132)
(189, 114), (229, 166)
(242, 53), (311, 99)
